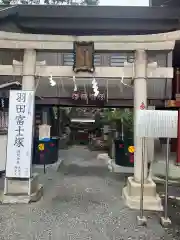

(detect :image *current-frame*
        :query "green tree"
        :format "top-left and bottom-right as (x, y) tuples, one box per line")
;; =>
(1, 0), (99, 5)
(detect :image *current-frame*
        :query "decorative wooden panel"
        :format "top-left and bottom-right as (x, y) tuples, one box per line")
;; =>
(73, 41), (94, 73)
(71, 91), (106, 106)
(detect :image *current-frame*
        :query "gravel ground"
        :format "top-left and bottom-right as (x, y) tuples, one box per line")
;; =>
(0, 145), (179, 240)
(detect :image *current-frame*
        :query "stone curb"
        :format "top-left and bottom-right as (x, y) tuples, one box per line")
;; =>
(33, 157), (64, 172)
(152, 175), (180, 186)
(153, 174), (180, 182)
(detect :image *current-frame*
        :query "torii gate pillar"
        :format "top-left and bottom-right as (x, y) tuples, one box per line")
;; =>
(122, 49), (163, 211)
(2, 49), (43, 204)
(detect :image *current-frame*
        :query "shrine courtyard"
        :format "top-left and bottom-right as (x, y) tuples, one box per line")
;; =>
(0, 146), (179, 240)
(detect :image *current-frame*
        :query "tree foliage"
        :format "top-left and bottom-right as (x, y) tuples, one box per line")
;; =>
(1, 0), (99, 5)
(102, 108), (134, 133)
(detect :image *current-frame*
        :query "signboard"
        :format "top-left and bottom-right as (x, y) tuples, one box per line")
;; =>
(103, 125), (109, 134)
(38, 143), (44, 151)
(128, 146), (135, 153)
(136, 110), (178, 138)
(6, 90), (34, 178)
(73, 41), (94, 73)
(38, 124), (51, 141)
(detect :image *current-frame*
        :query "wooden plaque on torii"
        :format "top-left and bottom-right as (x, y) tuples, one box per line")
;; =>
(73, 41), (95, 73)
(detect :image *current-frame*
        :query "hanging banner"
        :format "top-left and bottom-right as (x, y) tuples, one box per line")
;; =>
(71, 92), (87, 104)
(6, 90), (35, 178)
(88, 93), (106, 105)
(71, 92), (106, 105)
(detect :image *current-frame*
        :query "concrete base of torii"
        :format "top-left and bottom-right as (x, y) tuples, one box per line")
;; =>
(0, 173), (43, 204)
(122, 176), (163, 211)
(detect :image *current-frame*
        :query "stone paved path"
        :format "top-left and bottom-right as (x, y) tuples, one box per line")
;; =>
(0, 146), (179, 239)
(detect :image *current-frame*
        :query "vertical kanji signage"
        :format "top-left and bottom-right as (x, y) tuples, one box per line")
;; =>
(73, 41), (94, 73)
(6, 90), (34, 178)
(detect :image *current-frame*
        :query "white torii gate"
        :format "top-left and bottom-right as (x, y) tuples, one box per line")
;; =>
(0, 29), (178, 207)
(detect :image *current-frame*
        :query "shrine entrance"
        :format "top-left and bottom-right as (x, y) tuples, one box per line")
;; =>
(0, 28), (176, 210)
(31, 40), (173, 212)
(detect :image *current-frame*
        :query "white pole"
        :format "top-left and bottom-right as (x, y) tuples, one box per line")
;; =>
(134, 50), (148, 182)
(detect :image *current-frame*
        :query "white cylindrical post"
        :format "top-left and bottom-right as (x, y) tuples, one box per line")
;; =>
(134, 49), (148, 182)
(123, 50), (163, 212)
(22, 49), (36, 175)
(22, 49), (36, 91)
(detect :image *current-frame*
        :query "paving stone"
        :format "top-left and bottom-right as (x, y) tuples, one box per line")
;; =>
(0, 146), (179, 240)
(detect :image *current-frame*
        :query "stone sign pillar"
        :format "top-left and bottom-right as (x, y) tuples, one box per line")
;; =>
(2, 49), (43, 204)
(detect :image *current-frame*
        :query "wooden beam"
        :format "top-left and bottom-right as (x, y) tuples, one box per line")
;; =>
(0, 65), (174, 79)
(0, 40), (174, 51)
(35, 98), (165, 107)
(165, 100), (180, 107)
(0, 29), (177, 44)
(0, 30), (176, 50)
